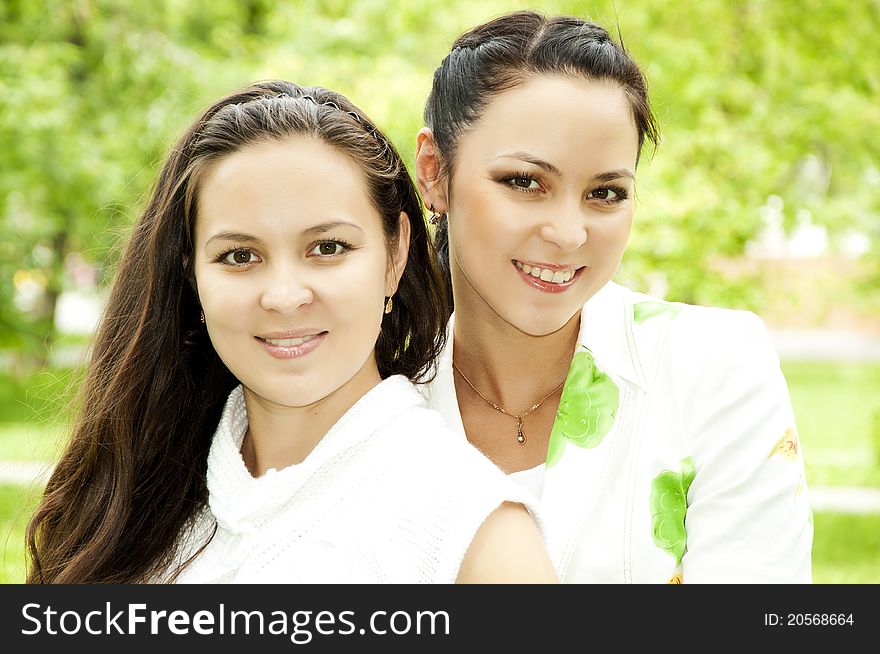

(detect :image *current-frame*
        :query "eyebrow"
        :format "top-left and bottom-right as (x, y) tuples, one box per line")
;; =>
(205, 231), (260, 248)
(495, 152), (562, 176)
(301, 220), (365, 237)
(495, 153), (634, 183)
(205, 221), (365, 249)
(592, 169), (635, 182)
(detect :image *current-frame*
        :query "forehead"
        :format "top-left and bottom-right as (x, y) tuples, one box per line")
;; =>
(195, 135), (380, 238)
(457, 75), (639, 169)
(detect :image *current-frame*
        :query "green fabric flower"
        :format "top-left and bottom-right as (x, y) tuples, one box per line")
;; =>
(650, 457), (696, 565)
(634, 301), (681, 324)
(546, 350), (619, 467)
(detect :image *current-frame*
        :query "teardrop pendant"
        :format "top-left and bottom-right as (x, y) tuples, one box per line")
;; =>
(516, 417), (526, 445)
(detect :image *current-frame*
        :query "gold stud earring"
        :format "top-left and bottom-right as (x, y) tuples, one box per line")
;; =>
(384, 296), (393, 314)
(199, 310), (205, 324)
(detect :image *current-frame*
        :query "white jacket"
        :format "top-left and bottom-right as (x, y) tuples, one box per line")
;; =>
(421, 282), (813, 583)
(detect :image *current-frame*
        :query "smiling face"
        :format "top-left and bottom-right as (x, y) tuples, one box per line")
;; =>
(438, 76), (639, 336)
(193, 136), (405, 410)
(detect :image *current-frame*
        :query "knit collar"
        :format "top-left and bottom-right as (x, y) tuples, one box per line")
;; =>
(206, 375), (423, 534)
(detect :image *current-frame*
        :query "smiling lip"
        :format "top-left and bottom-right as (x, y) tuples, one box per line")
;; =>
(512, 259), (586, 294)
(255, 331), (327, 360)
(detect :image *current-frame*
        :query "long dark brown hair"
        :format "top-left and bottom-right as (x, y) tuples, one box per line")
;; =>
(424, 11), (660, 306)
(26, 80), (449, 583)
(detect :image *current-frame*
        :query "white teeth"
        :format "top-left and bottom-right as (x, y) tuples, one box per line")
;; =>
(264, 335), (317, 347)
(514, 260), (578, 285)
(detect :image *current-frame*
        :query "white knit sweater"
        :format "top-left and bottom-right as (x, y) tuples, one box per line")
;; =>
(171, 375), (540, 583)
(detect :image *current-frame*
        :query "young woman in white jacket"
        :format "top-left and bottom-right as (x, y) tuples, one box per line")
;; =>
(415, 11), (812, 583)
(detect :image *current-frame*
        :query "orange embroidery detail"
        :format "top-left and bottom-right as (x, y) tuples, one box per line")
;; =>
(769, 426), (799, 461)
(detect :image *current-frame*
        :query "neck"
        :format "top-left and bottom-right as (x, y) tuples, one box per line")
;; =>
(240, 359), (382, 477)
(452, 293), (580, 412)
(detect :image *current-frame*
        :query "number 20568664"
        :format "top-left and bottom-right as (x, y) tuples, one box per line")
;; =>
(764, 613), (853, 626)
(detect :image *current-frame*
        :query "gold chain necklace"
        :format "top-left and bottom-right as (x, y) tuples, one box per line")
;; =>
(452, 361), (566, 445)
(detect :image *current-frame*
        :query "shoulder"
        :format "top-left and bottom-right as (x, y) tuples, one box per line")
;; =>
(374, 398), (535, 515)
(617, 282), (767, 343)
(666, 303), (778, 379)
(382, 403), (511, 482)
(456, 501), (557, 583)
(361, 376), (506, 484)
(636, 298), (793, 449)
(615, 284), (778, 375)
(591, 283), (778, 387)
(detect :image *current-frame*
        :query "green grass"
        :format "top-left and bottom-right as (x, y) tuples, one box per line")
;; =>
(782, 361), (880, 488)
(811, 512), (880, 583)
(0, 483), (42, 583)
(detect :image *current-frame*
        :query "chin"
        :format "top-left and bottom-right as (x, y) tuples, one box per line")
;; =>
(505, 309), (576, 338)
(241, 379), (331, 410)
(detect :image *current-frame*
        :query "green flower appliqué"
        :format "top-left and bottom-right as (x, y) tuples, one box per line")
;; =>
(546, 350), (619, 467)
(633, 301), (681, 324)
(650, 457), (696, 566)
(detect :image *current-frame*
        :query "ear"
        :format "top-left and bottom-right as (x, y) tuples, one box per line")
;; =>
(182, 254), (199, 296)
(386, 211), (411, 295)
(415, 128), (448, 212)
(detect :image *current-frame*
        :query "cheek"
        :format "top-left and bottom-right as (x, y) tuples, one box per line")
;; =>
(196, 270), (252, 319)
(591, 210), (633, 249)
(451, 186), (522, 259)
(320, 256), (388, 311)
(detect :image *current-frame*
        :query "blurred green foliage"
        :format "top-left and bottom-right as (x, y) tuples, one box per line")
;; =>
(1, 0), (878, 364)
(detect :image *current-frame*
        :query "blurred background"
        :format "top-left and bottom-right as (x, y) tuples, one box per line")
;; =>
(1, 0), (878, 582)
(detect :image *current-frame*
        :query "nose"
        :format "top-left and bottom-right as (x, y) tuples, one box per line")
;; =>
(537, 202), (587, 252)
(259, 271), (314, 314)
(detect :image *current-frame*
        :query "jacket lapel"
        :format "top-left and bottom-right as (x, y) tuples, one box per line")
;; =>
(541, 282), (647, 573)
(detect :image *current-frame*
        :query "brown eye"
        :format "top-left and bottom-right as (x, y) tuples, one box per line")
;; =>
(219, 248), (258, 265)
(587, 187), (624, 202)
(505, 175), (540, 192)
(309, 241), (349, 257)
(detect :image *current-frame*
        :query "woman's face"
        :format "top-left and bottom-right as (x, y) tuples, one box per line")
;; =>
(425, 76), (639, 336)
(194, 136), (407, 410)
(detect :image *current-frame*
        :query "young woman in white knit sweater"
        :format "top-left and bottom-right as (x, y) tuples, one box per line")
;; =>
(26, 81), (556, 584)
